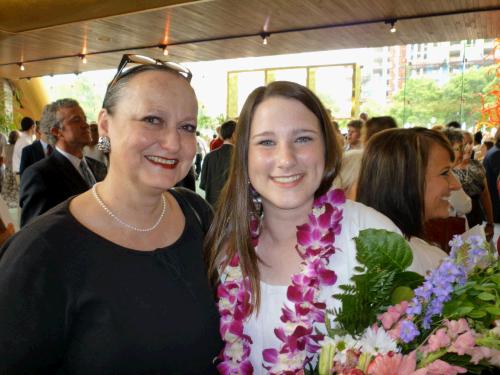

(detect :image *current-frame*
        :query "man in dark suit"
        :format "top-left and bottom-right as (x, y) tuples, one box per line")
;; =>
(200, 120), (236, 206)
(19, 124), (53, 176)
(20, 98), (107, 227)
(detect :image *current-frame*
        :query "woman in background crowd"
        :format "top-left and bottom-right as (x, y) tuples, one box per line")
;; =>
(443, 128), (494, 242)
(357, 128), (460, 274)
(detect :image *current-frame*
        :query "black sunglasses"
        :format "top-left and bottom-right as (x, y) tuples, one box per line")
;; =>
(108, 54), (193, 88)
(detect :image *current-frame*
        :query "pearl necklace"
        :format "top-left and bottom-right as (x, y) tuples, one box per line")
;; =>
(92, 183), (167, 232)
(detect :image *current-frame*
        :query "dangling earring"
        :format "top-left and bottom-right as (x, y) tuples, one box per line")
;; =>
(249, 183), (263, 245)
(249, 183), (262, 217)
(97, 135), (111, 153)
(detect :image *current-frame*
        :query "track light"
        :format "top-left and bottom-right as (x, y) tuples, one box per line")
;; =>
(18, 62), (25, 71)
(385, 19), (397, 33)
(158, 44), (169, 56)
(260, 32), (270, 45)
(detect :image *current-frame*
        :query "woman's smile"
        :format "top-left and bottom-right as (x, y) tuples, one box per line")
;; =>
(145, 155), (179, 169)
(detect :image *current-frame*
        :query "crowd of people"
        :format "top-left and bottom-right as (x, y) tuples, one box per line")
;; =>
(0, 53), (498, 373)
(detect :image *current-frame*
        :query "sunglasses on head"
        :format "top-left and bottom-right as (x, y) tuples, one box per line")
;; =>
(108, 54), (193, 89)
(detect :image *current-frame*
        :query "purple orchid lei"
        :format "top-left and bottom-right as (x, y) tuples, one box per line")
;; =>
(217, 189), (345, 374)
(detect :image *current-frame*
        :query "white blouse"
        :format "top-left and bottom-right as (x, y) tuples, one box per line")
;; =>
(245, 199), (401, 374)
(408, 237), (447, 275)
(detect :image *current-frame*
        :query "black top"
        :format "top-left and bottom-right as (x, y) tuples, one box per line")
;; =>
(20, 150), (108, 227)
(0, 190), (222, 374)
(19, 140), (45, 176)
(483, 145), (500, 222)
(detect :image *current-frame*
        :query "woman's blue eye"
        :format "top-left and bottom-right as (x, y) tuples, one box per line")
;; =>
(258, 139), (274, 146)
(143, 116), (162, 125)
(296, 136), (312, 143)
(181, 124), (196, 133)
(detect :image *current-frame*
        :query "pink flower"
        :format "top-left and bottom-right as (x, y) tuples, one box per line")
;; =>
(488, 349), (500, 367)
(315, 188), (346, 206)
(448, 331), (475, 356)
(378, 301), (409, 330)
(217, 358), (253, 374)
(467, 346), (491, 364)
(387, 321), (402, 340)
(422, 359), (467, 374)
(422, 328), (450, 353)
(367, 351), (424, 375)
(444, 319), (469, 340)
(273, 325), (310, 352)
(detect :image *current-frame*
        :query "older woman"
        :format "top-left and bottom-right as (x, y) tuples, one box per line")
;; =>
(0, 55), (221, 373)
(357, 128), (461, 274)
(206, 81), (399, 373)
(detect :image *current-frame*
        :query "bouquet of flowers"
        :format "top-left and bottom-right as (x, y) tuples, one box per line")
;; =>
(315, 228), (500, 375)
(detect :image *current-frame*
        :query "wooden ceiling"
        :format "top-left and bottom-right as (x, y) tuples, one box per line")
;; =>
(1, 0), (499, 80)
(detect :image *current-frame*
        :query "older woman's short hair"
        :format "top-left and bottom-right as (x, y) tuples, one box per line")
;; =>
(39, 98), (80, 145)
(102, 64), (193, 116)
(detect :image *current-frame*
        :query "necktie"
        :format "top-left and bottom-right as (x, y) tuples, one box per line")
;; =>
(46, 144), (53, 156)
(80, 159), (96, 187)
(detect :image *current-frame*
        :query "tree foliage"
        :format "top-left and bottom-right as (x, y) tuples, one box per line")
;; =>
(50, 77), (103, 122)
(388, 66), (496, 127)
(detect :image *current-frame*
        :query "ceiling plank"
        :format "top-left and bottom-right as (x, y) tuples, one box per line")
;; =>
(0, 0), (498, 80)
(0, 0), (204, 33)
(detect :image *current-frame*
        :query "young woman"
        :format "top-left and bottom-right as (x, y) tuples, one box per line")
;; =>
(357, 128), (461, 274)
(0, 56), (221, 374)
(206, 81), (400, 374)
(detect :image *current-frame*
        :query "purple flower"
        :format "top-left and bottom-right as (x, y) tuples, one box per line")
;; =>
(427, 298), (444, 316)
(414, 280), (433, 301)
(315, 188), (345, 206)
(449, 235), (463, 251)
(400, 320), (420, 343)
(407, 297), (422, 316)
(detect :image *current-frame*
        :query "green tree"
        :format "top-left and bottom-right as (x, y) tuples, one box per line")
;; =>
(360, 98), (389, 118)
(387, 65), (496, 128)
(440, 66), (496, 127)
(52, 77), (103, 122)
(317, 93), (341, 118)
(0, 85), (15, 134)
(197, 104), (225, 130)
(389, 77), (442, 127)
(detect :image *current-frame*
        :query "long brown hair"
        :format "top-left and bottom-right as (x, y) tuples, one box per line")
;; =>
(357, 127), (454, 238)
(205, 81), (341, 312)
